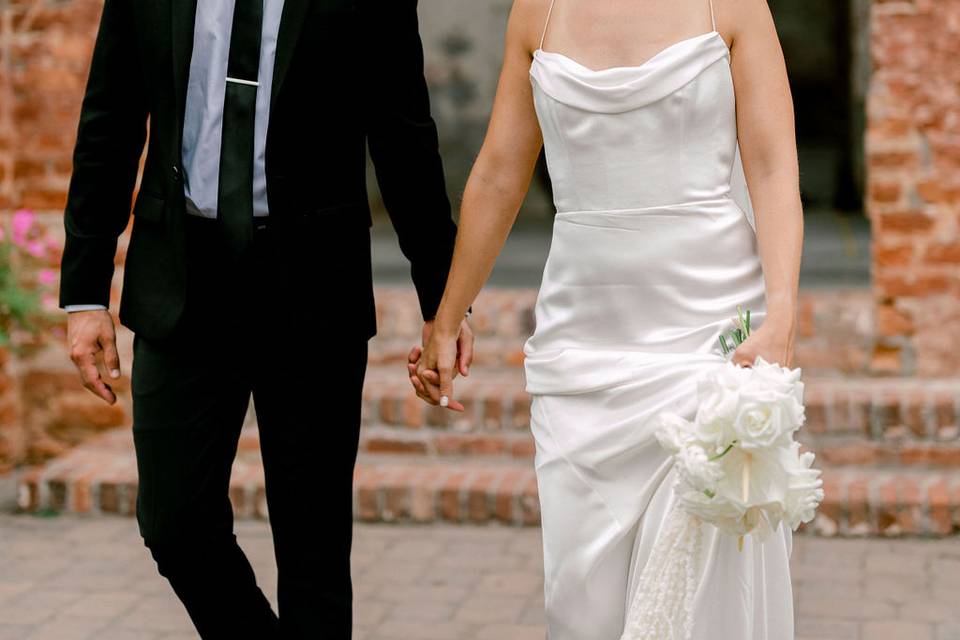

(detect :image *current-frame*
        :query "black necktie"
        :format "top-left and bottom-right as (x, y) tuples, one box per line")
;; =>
(218, 0), (263, 256)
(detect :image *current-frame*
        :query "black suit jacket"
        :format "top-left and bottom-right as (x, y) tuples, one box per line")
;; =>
(59, 0), (457, 340)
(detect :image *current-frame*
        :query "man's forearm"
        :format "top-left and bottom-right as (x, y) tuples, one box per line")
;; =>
(60, 0), (147, 311)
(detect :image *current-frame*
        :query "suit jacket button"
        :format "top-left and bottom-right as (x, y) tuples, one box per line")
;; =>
(172, 166), (181, 181)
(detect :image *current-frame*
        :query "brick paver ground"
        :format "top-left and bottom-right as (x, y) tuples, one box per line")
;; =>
(0, 515), (958, 640)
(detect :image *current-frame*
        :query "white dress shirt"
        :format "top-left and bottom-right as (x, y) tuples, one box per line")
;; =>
(67, 0), (285, 312)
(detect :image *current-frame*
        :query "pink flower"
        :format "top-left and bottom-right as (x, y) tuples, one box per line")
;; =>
(0, 225), (5, 243)
(11, 210), (35, 245)
(41, 293), (57, 310)
(38, 269), (58, 286)
(26, 240), (47, 259)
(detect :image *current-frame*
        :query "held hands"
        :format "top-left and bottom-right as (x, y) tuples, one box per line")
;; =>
(407, 318), (474, 411)
(67, 309), (121, 405)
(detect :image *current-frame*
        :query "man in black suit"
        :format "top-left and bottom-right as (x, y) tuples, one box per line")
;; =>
(61, 0), (471, 637)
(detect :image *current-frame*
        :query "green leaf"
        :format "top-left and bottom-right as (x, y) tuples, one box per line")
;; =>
(718, 307), (757, 356)
(719, 334), (730, 355)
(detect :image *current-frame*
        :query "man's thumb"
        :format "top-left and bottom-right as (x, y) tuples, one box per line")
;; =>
(101, 336), (122, 379)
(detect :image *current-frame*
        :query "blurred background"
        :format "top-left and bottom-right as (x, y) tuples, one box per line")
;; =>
(1, 0), (959, 639)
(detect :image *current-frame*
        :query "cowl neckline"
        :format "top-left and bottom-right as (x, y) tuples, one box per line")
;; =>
(531, 31), (730, 114)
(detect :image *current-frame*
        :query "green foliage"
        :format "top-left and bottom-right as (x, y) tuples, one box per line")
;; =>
(0, 245), (40, 346)
(0, 210), (58, 351)
(718, 305), (752, 357)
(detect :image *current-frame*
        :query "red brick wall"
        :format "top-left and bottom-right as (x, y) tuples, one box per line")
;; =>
(0, 0), (101, 211)
(0, 0), (126, 473)
(867, 0), (960, 376)
(0, 347), (20, 472)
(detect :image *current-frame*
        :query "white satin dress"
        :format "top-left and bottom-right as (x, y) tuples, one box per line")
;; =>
(523, 24), (795, 640)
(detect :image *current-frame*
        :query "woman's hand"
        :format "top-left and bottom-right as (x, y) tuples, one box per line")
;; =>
(731, 321), (795, 369)
(407, 319), (474, 411)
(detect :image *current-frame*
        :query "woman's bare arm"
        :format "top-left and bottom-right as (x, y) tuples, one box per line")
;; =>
(412, 0), (548, 406)
(725, 0), (804, 366)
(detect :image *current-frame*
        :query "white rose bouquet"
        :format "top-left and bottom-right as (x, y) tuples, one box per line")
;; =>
(656, 308), (823, 541)
(622, 309), (823, 640)
(656, 356), (823, 541)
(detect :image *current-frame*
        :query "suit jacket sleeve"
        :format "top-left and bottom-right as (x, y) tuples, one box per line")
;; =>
(59, 0), (148, 309)
(365, 0), (457, 321)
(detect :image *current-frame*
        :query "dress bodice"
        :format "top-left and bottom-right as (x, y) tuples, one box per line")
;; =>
(523, 28), (766, 386)
(530, 32), (738, 213)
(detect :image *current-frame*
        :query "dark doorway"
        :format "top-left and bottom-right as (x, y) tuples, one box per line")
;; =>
(769, 0), (868, 213)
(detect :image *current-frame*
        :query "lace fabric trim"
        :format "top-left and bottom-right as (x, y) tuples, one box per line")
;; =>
(621, 506), (703, 640)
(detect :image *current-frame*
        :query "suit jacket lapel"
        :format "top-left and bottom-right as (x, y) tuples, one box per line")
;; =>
(272, 0), (312, 106)
(171, 0), (199, 132)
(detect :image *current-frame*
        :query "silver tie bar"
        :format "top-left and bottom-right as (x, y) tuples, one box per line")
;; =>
(226, 77), (259, 87)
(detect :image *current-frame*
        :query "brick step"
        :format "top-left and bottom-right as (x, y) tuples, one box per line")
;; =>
(361, 367), (529, 432)
(18, 429), (960, 536)
(17, 430), (540, 527)
(362, 367), (960, 442)
(808, 436), (960, 468)
(803, 377), (960, 439)
(361, 424), (535, 459)
(816, 467), (960, 537)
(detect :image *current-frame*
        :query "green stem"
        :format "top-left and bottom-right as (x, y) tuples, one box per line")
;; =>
(709, 441), (738, 461)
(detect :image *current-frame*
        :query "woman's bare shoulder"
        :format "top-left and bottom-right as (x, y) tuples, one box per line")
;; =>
(712, 0), (777, 45)
(506, 0), (556, 53)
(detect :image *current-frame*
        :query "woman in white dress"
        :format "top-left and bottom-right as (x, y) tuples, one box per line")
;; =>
(409, 0), (804, 637)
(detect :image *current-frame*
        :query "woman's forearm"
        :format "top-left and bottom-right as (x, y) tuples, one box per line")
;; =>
(749, 168), (803, 330)
(725, 0), (805, 337)
(432, 154), (537, 336)
(426, 0), (545, 339)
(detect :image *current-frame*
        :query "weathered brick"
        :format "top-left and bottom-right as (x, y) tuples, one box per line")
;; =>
(927, 479), (953, 535)
(867, 0), (960, 376)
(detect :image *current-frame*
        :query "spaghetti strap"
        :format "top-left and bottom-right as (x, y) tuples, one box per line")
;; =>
(708, 0), (717, 32)
(540, 0), (558, 51)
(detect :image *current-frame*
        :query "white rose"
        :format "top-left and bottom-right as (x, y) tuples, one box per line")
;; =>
(750, 359), (807, 429)
(781, 447), (824, 530)
(694, 414), (735, 453)
(655, 412), (696, 453)
(678, 489), (749, 536)
(694, 370), (743, 448)
(674, 445), (723, 494)
(733, 383), (805, 449)
(668, 359), (822, 538)
(751, 357), (801, 392)
(732, 396), (791, 450)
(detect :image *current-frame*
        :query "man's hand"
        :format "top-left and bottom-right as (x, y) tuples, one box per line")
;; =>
(407, 318), (474, 411)
(68, 309), (121, 405)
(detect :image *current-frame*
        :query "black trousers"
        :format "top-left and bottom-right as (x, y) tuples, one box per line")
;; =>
(132, 217), (368, 639)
